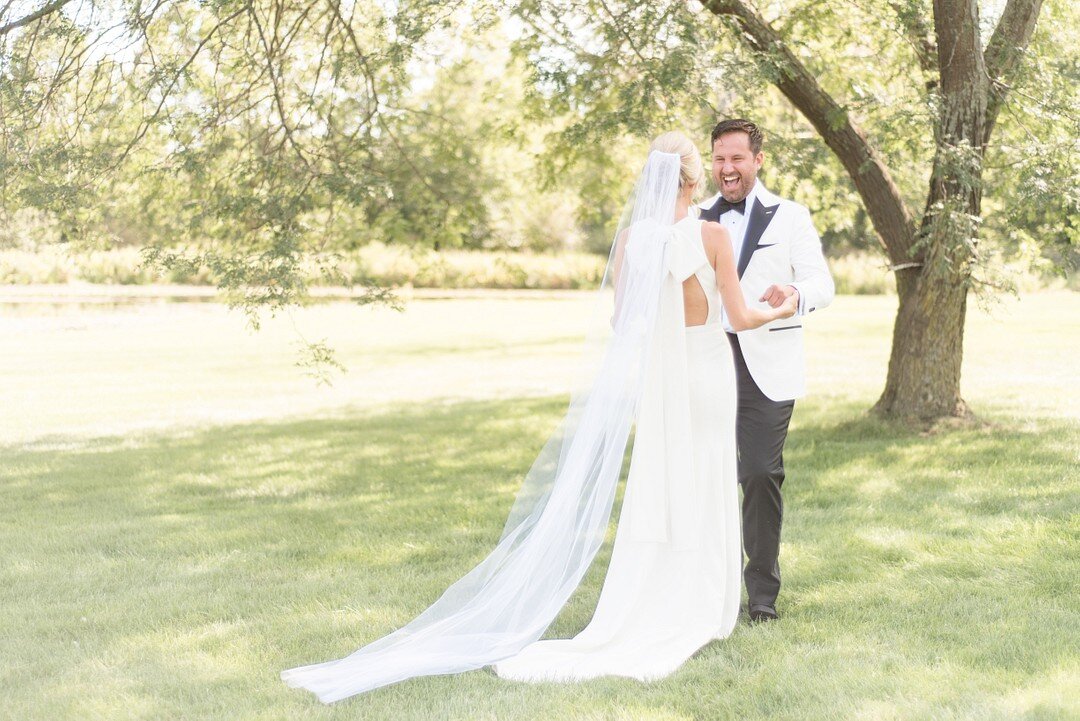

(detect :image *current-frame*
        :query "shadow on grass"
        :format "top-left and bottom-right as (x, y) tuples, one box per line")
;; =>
(1, 396), (1077, 719)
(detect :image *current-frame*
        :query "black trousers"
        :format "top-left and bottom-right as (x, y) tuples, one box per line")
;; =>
(727, 333), (795, 610)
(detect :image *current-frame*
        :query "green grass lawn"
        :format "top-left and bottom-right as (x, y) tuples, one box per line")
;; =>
(1, 292), (1078, 720)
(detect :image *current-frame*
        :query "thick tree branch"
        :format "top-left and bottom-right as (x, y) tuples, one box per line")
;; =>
(933, 0), (986, 132)
(703, 0), (917, 261)
(920, 0), (986, 251)
(0, 0), (73, 37)
(982, 0), (1044, 146)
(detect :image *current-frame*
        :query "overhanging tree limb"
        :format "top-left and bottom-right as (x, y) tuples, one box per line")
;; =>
(702, 0), (918, 264)
(0, 0), (74, 37)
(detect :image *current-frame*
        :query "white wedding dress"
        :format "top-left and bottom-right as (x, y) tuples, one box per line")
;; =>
(493, 215), (742, 683)
(281, 152), (742, 703)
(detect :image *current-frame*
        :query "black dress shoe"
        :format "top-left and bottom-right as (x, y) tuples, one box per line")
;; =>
(748, 604), (779, 623)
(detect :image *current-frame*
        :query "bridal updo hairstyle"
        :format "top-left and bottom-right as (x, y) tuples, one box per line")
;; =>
(649, 131), (705, 198)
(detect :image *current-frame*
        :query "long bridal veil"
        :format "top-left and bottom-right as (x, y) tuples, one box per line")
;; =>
(281, 150), (684, 703)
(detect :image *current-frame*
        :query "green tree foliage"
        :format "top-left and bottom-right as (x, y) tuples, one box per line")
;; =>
(512, 0), (1076, 274)
(979, 0), (1079, 278)
(511, 0), (1076, 420)
(0, 3), (607, 273)
(2, 1), (518, 316)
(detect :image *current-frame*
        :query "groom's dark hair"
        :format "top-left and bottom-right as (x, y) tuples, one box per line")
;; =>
(711, 119), (764, 154)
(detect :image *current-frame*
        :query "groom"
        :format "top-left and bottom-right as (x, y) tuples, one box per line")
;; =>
(698, 119), (834, 622)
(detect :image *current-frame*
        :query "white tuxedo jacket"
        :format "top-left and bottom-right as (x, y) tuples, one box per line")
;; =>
(698, 183), (834, 401)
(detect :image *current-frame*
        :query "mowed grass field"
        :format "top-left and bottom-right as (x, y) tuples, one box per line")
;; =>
(1, 291), (1077, 721)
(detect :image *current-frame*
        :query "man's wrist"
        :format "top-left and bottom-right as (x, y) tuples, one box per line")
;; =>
(787, 285), (801, 314)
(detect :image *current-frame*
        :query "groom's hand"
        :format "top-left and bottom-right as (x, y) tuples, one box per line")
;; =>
(760, 284), (799, 308)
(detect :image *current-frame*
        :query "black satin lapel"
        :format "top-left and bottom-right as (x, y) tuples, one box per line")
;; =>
(700, 196), (724, 223)
(737, 199), (779, 278)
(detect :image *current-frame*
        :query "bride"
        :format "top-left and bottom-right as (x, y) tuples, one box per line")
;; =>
(281, 131), (797, 703)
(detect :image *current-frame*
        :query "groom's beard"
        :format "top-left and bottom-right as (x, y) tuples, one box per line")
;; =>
(718, 172), (755, 202)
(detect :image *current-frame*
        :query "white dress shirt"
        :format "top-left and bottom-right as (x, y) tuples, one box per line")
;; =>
(718, 180), (760, 266)
(716, 181), (760, 332)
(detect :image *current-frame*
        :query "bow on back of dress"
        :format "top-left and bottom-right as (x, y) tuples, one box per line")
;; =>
(621, 219), (708, 550)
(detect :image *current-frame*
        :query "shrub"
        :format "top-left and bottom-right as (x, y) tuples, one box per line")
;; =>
(2, 243), (1074, 294)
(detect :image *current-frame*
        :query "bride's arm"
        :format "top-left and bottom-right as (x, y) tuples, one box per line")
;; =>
(704, 222), (796, 331)
(612, 228), (629, 289)
(609, 228), (631, 326)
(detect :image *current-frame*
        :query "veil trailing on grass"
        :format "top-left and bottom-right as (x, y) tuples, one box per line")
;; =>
(281, 151), (684, 703)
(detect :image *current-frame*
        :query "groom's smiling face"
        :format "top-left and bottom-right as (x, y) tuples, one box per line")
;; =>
(712, 132), (764, 203)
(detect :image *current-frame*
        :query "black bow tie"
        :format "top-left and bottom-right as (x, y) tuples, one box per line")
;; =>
(716, 197), (746, 215)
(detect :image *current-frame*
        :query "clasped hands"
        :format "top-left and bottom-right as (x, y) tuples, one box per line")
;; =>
(759, 284), (799, 319)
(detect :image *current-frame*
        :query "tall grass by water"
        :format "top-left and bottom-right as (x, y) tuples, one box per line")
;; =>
(5, 244), (1073, 294)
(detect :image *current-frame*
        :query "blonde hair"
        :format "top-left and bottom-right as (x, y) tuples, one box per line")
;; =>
(649, 131), (705, 198)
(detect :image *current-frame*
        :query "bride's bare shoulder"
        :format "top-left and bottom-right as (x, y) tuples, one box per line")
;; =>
(700, 221), (730, 255)
(700, 221), (729, 241)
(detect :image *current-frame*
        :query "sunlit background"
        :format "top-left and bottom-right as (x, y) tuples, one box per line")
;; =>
(1, 0), (1077, 718)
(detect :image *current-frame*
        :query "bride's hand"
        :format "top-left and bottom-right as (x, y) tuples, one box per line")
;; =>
(759, 284), (799, 320)
(776, 292), (798, 319)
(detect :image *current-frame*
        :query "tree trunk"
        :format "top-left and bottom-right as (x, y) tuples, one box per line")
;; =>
(873, 0), (986, 421)
(874, 268), (969, 419)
